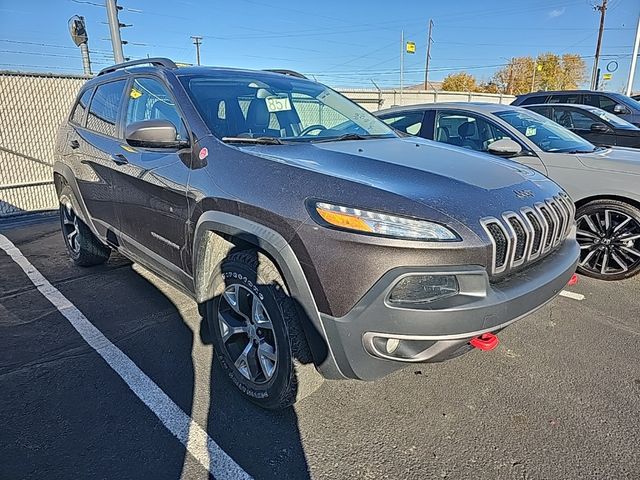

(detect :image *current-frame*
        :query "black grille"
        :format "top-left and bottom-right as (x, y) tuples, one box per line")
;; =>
(526, 212), (543, 254)
(508, 217), (527, 262)
(550, 201), (565, 241)
(539, 206), (554, 248)
(486, 223), (508, 268)
(482, 195), (573, 276)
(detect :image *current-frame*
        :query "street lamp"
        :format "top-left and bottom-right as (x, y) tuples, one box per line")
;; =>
(68, 15), (92, 75)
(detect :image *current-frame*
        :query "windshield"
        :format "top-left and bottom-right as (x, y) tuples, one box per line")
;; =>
(583, 105), (639, 130)
(615, 93), (640, 111)
(495, 109), (597, 153)
(179, 72), (395, 143)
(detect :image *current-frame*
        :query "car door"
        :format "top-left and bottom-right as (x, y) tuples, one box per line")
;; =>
(431, 109), (547, 173)
(70, 80), (128, 240)
(111, 75), (192, 283)
(551, 106), (615, 146)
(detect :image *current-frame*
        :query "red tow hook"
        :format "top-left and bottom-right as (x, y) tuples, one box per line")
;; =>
(470, 332), (499, 351)
(567, 273), (579, 286)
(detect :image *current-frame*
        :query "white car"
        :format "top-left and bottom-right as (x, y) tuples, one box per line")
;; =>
(376, 103), (640, 281)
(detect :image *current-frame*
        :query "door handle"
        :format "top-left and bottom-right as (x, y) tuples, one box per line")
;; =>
(110, 153), (129, 165)
(70, 139), (80, 149)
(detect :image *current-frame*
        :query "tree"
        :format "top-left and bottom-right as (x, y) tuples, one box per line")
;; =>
(492, 53), (587, 95)
(442, 72), (477, 92)
(476, 81), (500, 94)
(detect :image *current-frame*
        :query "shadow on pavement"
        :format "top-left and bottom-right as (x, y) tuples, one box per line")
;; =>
(0, 219), (311, 479)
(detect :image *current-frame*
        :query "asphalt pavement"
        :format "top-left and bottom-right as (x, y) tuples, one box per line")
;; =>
(1, 214), (639, 479)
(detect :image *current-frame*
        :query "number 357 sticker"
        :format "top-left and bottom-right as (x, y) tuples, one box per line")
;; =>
(265, 95), (292, 113)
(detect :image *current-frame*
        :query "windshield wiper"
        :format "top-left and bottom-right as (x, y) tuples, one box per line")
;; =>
(222, 136), (284, 145)
(310, 133), (385, 143)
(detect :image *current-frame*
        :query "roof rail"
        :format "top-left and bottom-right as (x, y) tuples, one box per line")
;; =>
(263, 69), (308, 79)
(98, 57), (177, 76)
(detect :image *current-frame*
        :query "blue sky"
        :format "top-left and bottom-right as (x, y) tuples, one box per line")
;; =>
(0, 0), (638, 92)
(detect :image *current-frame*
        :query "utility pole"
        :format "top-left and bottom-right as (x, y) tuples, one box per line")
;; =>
(105, 0), (125, 63)
(590, 0), (608, 90)
(191, 36), (203, 65)
(626, 13), (640, 95)
(423, 19), (433, 90)
(400, 30), (404, 104)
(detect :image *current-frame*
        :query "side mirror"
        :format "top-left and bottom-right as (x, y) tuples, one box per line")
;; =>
(590, 122), (610, 133)
(125, 119), (185, 148)
(487, 138), (522, 157)
(613, 104), (627, 115)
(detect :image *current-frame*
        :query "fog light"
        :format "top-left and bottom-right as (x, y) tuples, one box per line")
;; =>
(386, 338), (400, 354)
(388, 275), (459, 305)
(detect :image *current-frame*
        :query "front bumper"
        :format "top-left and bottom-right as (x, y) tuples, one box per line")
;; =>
(319, 237), (579, 380)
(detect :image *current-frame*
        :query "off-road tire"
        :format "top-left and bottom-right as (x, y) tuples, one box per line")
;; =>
(207, 249), (323, 409)
(59, 186), (111, 267)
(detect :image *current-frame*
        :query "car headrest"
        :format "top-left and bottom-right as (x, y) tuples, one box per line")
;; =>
(458, 121), (477, 138)
(246, 98), (270, 129)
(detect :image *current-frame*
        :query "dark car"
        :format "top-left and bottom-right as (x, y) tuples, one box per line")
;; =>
(54, 58), (578, 409)
(511, 90), (640, 127)
(523, 103), (640, 148)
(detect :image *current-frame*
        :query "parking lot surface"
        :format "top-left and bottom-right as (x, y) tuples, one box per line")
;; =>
(1, 214), (639, 480)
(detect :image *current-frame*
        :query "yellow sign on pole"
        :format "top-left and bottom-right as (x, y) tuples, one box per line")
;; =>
(406, 41), (416, 54)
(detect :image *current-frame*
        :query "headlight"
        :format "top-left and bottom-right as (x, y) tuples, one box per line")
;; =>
(313, 202), (459, 241)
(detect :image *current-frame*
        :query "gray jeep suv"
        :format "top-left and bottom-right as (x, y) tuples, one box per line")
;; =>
(54, 58), (579, 408)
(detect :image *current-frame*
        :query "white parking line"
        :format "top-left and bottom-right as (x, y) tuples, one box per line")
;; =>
(559, 290), (585, 301)
(0, 234), (252, 480)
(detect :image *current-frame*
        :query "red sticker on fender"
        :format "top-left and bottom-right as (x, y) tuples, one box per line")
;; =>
(199, 147), (208, 160)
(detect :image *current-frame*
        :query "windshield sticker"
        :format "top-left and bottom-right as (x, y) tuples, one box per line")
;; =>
(525, 126), (537, 137)
(265, 96), (292, 113)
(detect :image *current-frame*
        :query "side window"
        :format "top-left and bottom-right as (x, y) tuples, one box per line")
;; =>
(435, 111), (515, 153)
(526, 106), (550, 117)
(558, 109), (595, 130)
(549, 94), (580, 104)
(70, 88), (93, 126)
(519, 95), (547, 106)
(584, 94), (617, 113)
(125, 77), (187, 141)
(380, 112), (424, 135)
(86, 80), (126, 137)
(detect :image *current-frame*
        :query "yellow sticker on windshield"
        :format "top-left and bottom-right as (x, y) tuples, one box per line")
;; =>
(130, 88), (143, 99)
(525, 126), (537, 137)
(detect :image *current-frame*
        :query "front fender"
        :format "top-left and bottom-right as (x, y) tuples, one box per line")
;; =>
(192, 211), (343, 378)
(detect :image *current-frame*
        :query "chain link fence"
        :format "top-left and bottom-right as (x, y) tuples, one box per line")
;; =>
(0, 71), (515, 218)
(0, 71), (90, 217)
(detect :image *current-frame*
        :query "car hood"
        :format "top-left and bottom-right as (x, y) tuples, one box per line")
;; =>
(238, 137), (562, 221)
(577, 146), (640, 175)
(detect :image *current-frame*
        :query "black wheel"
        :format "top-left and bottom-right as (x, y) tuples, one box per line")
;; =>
(576, 199), (640, 280)
(207, 250), (323, 409)
(59, 186), (110, 267)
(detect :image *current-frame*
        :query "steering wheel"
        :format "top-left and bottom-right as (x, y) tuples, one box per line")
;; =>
(299, 124), (327, 136)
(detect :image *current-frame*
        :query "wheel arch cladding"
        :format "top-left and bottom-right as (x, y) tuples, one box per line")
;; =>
(192, 211), (332, 372)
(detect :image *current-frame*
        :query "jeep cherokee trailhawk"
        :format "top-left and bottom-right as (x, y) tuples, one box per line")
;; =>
(54, 58), (579, 408)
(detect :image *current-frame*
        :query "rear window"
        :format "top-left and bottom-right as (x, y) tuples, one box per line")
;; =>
(70, 88), (93, 126)
(86, 80), (126, 137)
(518, 95), (547, 106)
